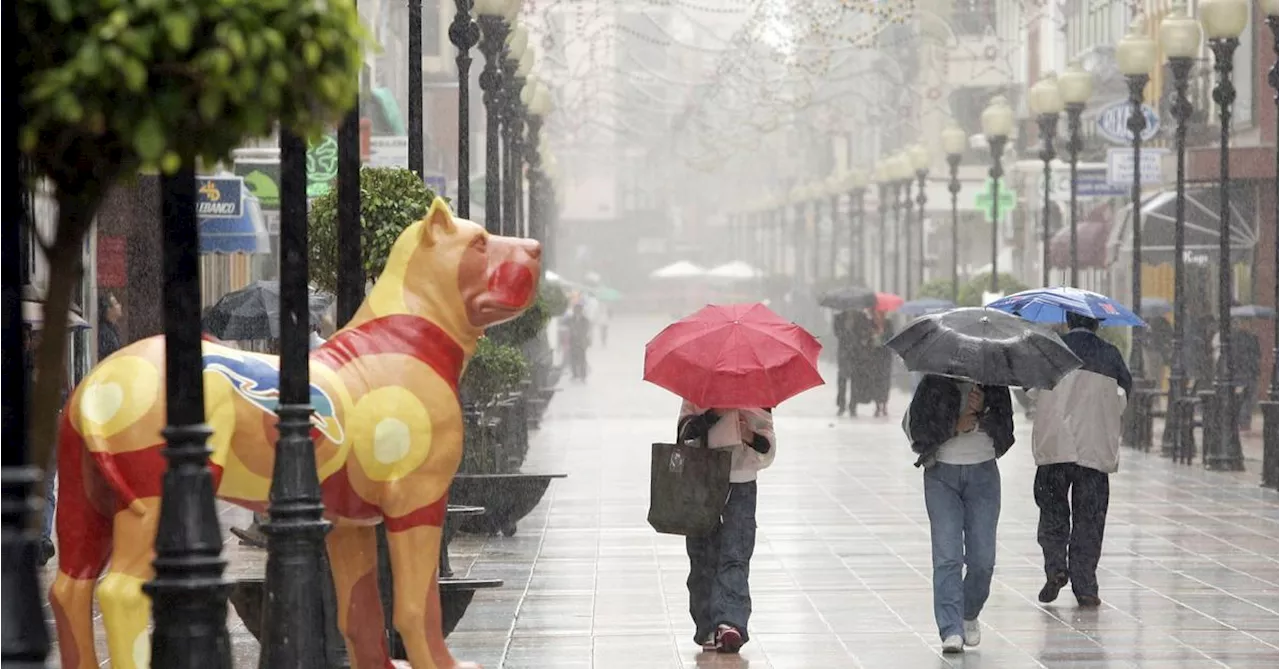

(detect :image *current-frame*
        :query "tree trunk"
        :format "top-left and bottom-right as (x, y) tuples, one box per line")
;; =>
(28, 187), (101, 506)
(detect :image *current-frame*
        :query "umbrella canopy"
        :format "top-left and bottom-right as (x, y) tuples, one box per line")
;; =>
(650, 261), (706, 279)
(1231, 304), (1276, 319)
(887, 308), (1083, 390)
(819, 286), (875, 310)
(1139, 298), (1172, 318)
(203, 280), (335, 341)
(706, 261), (763, 280)
(901, 298), (956, 317)
(986, 287), (1146, 328)
(644, 302), (824, 408)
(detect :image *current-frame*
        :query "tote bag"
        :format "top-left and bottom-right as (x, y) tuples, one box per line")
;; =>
(647, 431), (732, 537)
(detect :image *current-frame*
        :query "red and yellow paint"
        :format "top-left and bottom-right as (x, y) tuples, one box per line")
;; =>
(48, 199), (540, 669)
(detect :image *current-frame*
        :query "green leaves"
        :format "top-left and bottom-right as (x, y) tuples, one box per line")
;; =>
(460, 337), (530, 406)
(19, 0), (372, 180)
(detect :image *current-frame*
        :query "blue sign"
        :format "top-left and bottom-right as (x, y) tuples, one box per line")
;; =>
(425, 175), (447, 199)
(1095, 99), (1160, 145)
(196, 177), (245, 218)
(1075, 168), (1127, 198)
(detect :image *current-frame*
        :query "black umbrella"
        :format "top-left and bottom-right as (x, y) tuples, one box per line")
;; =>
(818, 285), (876, 311)
(1230, 304), (1276, 319)
(886, 307), (1083, 390)
(203, 280), (334, 341)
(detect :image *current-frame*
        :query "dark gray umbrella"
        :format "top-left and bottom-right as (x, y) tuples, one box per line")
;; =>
(203, 280), (334, 341)
(886, 307), (1083, 390)
(818, 285), (876, 311)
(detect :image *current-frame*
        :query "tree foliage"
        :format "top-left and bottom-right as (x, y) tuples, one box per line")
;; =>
(460, 337), (530, 406)
(486, 284), (563, 348)
(917, 274), (1029, 307)
(309, 166), (440, 293)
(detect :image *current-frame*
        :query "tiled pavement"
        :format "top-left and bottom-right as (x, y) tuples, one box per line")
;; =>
(42, 316), (1280, 668)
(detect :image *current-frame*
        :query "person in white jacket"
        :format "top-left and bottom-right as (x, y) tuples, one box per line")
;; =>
(676, 401), (776, 654)
(1031, 311), (1131, 608)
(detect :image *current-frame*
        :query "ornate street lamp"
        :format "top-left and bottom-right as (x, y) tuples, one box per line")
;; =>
(1117, 17), (1158, 449)
(1263, 0), (1280, 488)
(941, 121), (967, 305)
(875, 160), (892, 292)
(510, 47), (535, 237)
(1200, 0), (1249, 471)
(1058, 61), (1093, 287)
(909, 143), (930, 297)
(897, 154), (916, 296)
(804, 183), (822, 286)
(1158, 0), (1204, 460)
(449, 0), (481, 217)
(887, 155), (910, 295)
(980, 95), (1014, 296)
(846, 168), (868, 283)
(476, 0), (518, 234)
(1029, 73), (1063, 287)
(540, 148), (559, 268)
(525, 78), (552, 248)
(825, 174), (843, 281)
(501, 26), (528, 237)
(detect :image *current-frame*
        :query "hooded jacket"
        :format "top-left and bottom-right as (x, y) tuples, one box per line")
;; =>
(906, 375), (1015, 468)
(1031, 329), (1130, 473)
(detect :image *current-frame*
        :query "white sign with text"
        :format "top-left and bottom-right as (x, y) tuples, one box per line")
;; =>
(1105, 147), (1167, 186)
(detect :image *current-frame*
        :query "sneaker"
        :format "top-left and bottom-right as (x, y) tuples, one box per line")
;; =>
(1077, 594), (1102, 608)
(963, 619), (981, 647)
(941, 635), (964, 653)
(1038, 572), (1069, 603)
(38, 538), (56, 567)
(699, 634), (717, 651)
(716, 624), (743, 654)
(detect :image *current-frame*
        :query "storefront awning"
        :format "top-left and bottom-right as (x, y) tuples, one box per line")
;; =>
(1108, 184), (1257, 264)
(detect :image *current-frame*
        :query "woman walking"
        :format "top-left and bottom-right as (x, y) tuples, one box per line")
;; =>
(906, 375), (1014, 653)
(677, 402), (775, 654)
(871, 311), (896, 416)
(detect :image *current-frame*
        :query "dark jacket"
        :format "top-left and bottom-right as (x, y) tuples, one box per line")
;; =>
(99, 322), (122, 360)
(1059, 329), (1132, 396)
(907, 375), (1015, 468)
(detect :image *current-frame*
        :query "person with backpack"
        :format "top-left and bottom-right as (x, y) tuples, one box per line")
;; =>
(906, 375), (1015, 653)
(676, 402), (775, 654)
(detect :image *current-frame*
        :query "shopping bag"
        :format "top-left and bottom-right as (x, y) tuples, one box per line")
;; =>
(647, 441), (731, 537)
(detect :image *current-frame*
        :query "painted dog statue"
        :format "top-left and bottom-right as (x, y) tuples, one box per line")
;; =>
(49, 198), (540, 669)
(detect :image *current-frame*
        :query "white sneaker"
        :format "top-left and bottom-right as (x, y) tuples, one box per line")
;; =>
(941, 635), (964, 653)
(963, 619), (981, 647)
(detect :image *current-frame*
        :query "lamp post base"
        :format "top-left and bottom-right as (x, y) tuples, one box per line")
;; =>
(1262, 399), (1278, 489)
(1203, 383), (1245, 472)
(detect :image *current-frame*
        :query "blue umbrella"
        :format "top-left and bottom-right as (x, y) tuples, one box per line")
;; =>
(1139, 298), (1172, 318)
(900, 298), (956, 317)
(987, 287), (1147, 328)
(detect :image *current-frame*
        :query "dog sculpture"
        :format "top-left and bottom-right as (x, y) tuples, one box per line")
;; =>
(49, 198), (540, 669)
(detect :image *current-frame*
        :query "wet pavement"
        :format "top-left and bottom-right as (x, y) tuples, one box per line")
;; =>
(43, 316), (1280, 668)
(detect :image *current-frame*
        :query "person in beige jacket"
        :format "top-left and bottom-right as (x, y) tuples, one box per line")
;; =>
(676, 401), (775, 654)
(1031, 312), (1131, 608)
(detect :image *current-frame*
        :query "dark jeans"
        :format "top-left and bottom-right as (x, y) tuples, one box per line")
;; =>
(1238, 377), (1258, 430)
(923, 460), (1001, 640)
(687, 481), (757, 645)
(835, 356), (854, 412)
(568, 345), (588, 380)
(42, 450), (57, 541)
(1034, 463), (1110, 598)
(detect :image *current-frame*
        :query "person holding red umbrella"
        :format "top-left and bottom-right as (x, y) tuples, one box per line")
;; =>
(644, 303), (822, 654)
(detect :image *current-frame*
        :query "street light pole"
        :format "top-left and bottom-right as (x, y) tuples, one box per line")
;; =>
(449, 0), (481, 217)
(981, 96), (1014, 296)
(876, 163), (890, 292)
(941, 121), (967, 305)
(1158, 2), (1200, 459)
(1202, 0), (1248, 471)
(1059, 61), (1093, 288)
(1263, 0), (1279, 487)
(476, 0), (513, 235)
(408, 0), (424, 177)
(910, 144), (930, 296)
(1029, 73), (1063, 287)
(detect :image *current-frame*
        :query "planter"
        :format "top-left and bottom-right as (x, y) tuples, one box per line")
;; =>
(440, 505), (485, 578)
(450, 473), (567, 537)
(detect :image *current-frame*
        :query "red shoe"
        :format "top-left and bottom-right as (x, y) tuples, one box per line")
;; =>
(716, 624), (743, 654)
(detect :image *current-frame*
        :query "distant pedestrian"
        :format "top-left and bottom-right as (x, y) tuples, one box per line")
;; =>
(1214, 322), (1261, 431)
(565, 302), (592, 381)
(98, 291), (123, 360)
(677, 401), (775, 654)
(871, 311), (896, 417)
(1031, 311), (1131, 608)
(833, 309), (872, 417)
(1146, 315), (1174, 386)
(906, 374), (1015, 653)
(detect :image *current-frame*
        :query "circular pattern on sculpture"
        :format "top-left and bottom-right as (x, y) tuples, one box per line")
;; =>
(349, 387), (433, 482)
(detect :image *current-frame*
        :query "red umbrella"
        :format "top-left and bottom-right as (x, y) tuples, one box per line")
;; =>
(643, 303), (824, 409)
(876, 292), (905, 312)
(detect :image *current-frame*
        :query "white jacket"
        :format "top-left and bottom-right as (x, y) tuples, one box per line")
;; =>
(1031, 369), (1128, 473)
(678, 402), (776, 483)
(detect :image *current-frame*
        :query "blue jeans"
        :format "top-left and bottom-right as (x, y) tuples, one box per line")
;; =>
(42, 451), (56, 541)
(686, 481), (757, 644)
(923, 460), (1001, 640)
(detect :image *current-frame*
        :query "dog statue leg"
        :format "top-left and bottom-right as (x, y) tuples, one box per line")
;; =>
(327, 524), (396, 669)
(385, 524), (480, 669)
(97, 497), (161, 669)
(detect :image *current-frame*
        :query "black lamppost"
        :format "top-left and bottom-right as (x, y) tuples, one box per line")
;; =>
(525, 79), (551, 247)
(258, 129), (332, 668)
(501, 26), (528, 236)
(941, 121), (966, 305)
(896, 154), (915, 297)
(1158, 2), (1201, 459)
(408, 0), (425, 177)
(449, 0), (481, 217)
(1058, 61), (1093, 287)
(145, 166), (232, 667)
(1263, 0), (1279, 487)
(1029, 73), (1063, 287)
(887, 156), (907, 295)
(1117, 19), (1158, 449)
(980, 95), (1014, 296)
(1201, 0), (1248, 471)
(909, 143), (930, 296)
(826, 177), (841, 282)
(476, 0), (516, 234)
(847, 169), (868, 282)
(875, 161), (891, 292)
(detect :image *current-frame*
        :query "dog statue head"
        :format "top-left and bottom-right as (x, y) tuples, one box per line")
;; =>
(351, 198), (541, 351)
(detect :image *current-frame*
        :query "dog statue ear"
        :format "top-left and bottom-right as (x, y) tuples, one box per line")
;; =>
(420, 197), (457, 247)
